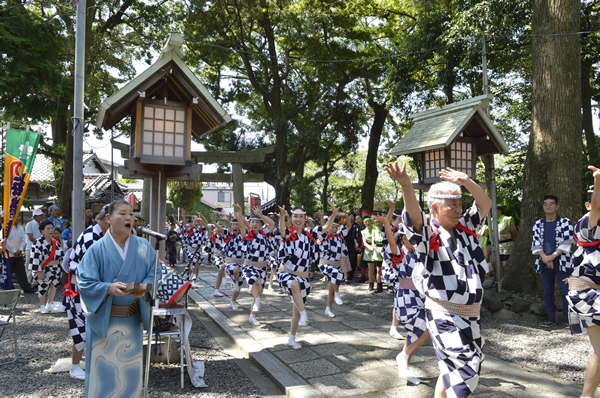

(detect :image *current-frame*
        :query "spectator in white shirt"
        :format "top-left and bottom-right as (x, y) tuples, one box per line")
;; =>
(6, 221), (35, 293)
(26, 209), (45, 284)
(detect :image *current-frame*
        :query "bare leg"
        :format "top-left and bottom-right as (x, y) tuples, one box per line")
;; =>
(405, 330), (430, 360)
(270, 268), (277, 285)
(434, 374), (448, 398)
(392, 309), (399, 326)
(193, 260), (201, 278)
(368, 262), (374, 283)
(290, 280), (305, 312)
(376, 266), (382, 284)
(583, 325), (600, 397)
(72, 345), (84, 365)
(501, 260), (508, 272)
(216, 265), (224, 290)
(327, 283), (335, 308)
(47, 284), (57, 305)
(290, 305), (300, 336)
(38, 293), (46, 306)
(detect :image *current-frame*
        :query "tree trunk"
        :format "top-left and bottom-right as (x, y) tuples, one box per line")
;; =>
(582, 58), (598, 165)
(503, 0), (582, 294)
(361, 98), (388, 211)
(274, 113), (291, 209)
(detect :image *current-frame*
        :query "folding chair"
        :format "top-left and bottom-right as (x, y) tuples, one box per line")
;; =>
(0, 289), (20, 364)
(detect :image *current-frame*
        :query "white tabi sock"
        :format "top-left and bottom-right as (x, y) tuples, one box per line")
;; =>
(390, 325), (398, 334)
(299, 310), (308, 323)
(334, 292), (341, 300)
(396, 351), (409, 373)
(252, 297), (261, 312)
(71, 364), (82, 372)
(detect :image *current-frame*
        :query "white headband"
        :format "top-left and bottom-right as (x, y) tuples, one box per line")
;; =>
(291, 210), (306, 215)
(428, 194), (462, 199)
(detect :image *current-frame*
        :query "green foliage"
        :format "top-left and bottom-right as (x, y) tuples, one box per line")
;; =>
(167, 181), (203, 213)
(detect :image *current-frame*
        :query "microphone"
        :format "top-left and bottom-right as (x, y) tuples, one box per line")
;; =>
(136, 227), (167, 240)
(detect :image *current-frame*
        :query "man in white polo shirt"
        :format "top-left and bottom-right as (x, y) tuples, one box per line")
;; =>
(26, 209), (45, 285)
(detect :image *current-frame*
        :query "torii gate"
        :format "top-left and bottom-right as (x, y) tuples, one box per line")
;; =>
(112, 140), (275, 215)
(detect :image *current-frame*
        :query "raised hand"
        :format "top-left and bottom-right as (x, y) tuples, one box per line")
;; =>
(385, 162), (411, 186)
(371, 214), (388, 224)
(385, 199), (395, 209)
(439, 167), (469, 184)
(232, 203), (242, 211)
(327, 200), (340, 215)
(278, 205), (288, 217)
(210, 213), (216, 223)
(253, 206), (264, 217)
(589, 165), (600, 182)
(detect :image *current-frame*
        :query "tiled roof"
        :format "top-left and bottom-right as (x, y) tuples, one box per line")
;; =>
(29, 154), (55, 183)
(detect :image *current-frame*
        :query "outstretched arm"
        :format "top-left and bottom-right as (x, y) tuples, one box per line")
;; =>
(386, 162), (422, 233)
(440, 167), (492, 216)
(589, 166), (600, 228)
(321, 201), (339, 232)
(385, 200), (395, 223)
(210, 213), (224, 235)
(233, 204), (246, 238)
(253, 206), (276, 233)
(277, 206), (288, 239)
(372, 214), (398, 256)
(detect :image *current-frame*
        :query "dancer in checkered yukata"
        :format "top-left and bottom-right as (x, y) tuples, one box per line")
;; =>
(387, 162), (491, 398)
(267, 212), (280, 292)
(275, 202), (340, 349)
(30, 220), (65, 314)
(208, 214), (226, 297)
(239, 205), (276, 326)
(214, 211), (245, 309)
(316, 213), (349, 318)
(373, 213), (430, 385)
(62, 206), (111, 380)
(567, 169), (600, 398)
(175, 209), (207, 286)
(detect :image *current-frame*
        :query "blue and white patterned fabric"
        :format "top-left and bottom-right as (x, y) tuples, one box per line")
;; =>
(531, 216), (574, 273)
(65, 222), (104, 351)
(243, 266), (267, 291)
(316, 225), (349, 261)
(206, 232), (224, 269)
(277, 272), (311, 304)
(225, 263), (245, 291)
(567, 213), (600, 335)
(242, 227), (274, 262)
(403, 202), (487, 398)
(274, 226), (319, 273)
(219, 229), (244, 259)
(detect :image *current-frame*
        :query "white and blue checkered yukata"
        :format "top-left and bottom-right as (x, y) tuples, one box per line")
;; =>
(567, 213), (600, 335)
(181, 226), (206, 264)
(242, 227), (274, 290)
(381, 230), (427, 347)
(63, 222), (104, 351)
(275, 226), (319, 304)
(206, 231), (224, 269)
(403, 202), (488, 398)
(220, 228), (245, 291)
(317, 225), (348, 286)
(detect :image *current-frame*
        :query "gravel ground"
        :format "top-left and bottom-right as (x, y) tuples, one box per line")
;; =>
(310, 275), (593, 386)
(0, 285), (263, 398)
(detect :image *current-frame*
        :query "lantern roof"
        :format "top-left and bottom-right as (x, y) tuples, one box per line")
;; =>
(389, 94), (509, 157)
(96, 33), (232, 138)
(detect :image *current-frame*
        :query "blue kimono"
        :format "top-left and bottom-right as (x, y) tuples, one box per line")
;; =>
(77, 232), (158, 398)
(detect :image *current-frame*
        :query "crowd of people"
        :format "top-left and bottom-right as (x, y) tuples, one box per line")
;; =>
(3, 164), (600, 398)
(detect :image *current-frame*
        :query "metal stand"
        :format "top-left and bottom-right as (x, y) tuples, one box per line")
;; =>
(143, 235), (164, 398)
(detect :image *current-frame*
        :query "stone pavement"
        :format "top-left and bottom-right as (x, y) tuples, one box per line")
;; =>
(186, 268), (593, 397)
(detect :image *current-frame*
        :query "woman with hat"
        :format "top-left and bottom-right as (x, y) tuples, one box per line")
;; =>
(239, 206), (276, 326)
(275, 202), (339, 349)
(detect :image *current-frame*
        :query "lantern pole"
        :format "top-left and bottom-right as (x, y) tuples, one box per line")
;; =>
(481, 33), (502, 293)
(72, 0), (86, 240)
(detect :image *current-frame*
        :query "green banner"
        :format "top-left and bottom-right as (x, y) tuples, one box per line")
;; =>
(6, 128), (41, 173)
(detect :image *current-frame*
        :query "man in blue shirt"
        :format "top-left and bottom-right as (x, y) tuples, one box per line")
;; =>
(531, 195), (574, 328)
(44, 205), (65, 230)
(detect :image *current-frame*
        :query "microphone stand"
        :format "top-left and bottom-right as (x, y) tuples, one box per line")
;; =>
(143, 234), (164, 398)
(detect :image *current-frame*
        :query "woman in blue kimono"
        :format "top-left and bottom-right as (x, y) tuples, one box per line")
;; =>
(77, 200), (159, 398)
